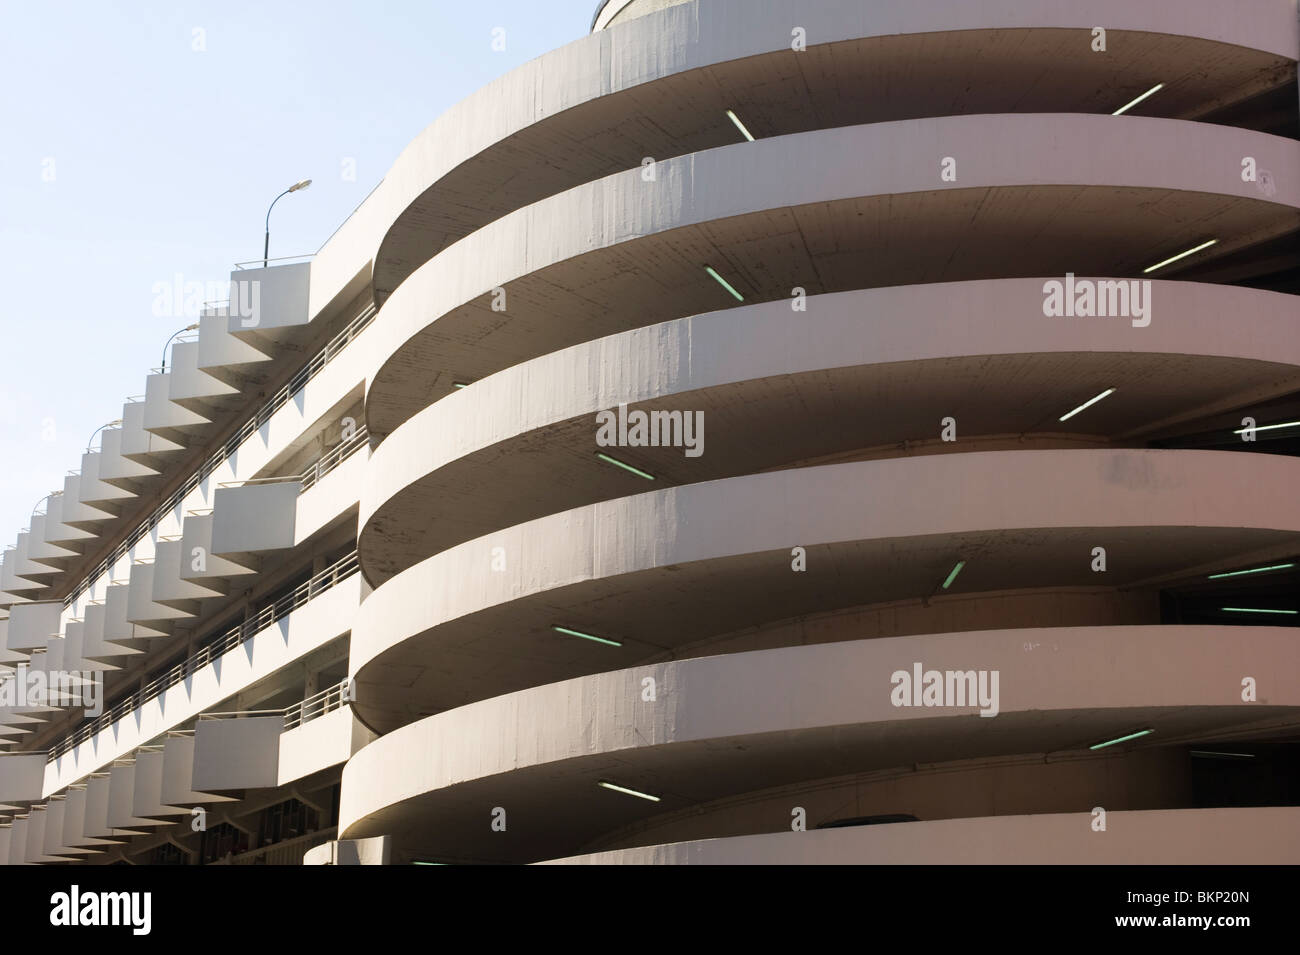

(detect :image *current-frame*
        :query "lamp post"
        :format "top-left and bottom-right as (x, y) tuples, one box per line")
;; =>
(263, 179), (312, 268)
(159, 324), (200, 374)
(85, 419), (123, 454)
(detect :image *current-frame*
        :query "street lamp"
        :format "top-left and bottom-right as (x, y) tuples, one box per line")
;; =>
(160, 324), (200, 374)
(85, 419), (123, 453)
(264, 179), (312, 268)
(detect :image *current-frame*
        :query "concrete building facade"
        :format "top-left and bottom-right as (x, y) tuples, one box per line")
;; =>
(2, 0), (1299, 864)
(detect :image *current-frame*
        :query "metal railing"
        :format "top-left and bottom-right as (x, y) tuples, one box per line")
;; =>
(195, 678), (351, 732)
(233, 254), (315, 270)
(63, 303), (376, 609)
(217, 424), (369, 494)
(47, 549), (359, 761)
(208, 826), (337, 866)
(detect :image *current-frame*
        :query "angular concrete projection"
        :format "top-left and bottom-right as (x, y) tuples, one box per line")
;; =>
(0, 753), (46, 804)
(6, 816), (27, 865)
(6, 602), (61, 652)
(62, 787), (116, 850)
(25, 807), (66, 863)
(61, 621), (107, 674)
(125, 561), (192, 631)
(141, 372), (210, 446)
(84, 774), (145, 840)
(0, 620), (24, 664)
(103, 581), (166, 646)
(80, 600), (145, 667)
(192, 716), (283, 794)
(96, 428), (158, 492)
(224, 262), (311, 344)
(24, 519), (75, 571)
(0, 549), (42, 599)
(24, 515), (77, 575)
(7, 534), (54, 588)
(195, 309), (273, 390)
(278, 707), (373, 786)
(42, 798), (91, 858)
(118, 400), (184, 471)
(211, 482), (300, 559)
(160, 735), (235, 808)
(107, 763), (166, 829)
(152, 538), (224, 611)
(40, 492), (95, 553)
(167, 339), (242, 418)
(131, 750), (187, 820)
(74, 452), (135, 518)
(179, 512), (259, 581)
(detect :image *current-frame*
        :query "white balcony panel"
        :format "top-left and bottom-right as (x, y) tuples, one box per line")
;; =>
(75, 452), (135, 513)
(195, 311), (272, 387)
(0, 753), (45, 803)
(179, 512), (257, 580)
(44, 573), (360, 795)
(5, 535), (49, 588)
(80, 601), (142, 667)
(118, 400), (183, 465)
(160, 735), (234, 807)
(211, 482), (299, 557)
(6, 602), (61, 652)
(224, 262), (310, 341)
(41, 798), (90, 858)
(152, 539), (223, 605)
(107, 763), (162, 829)
(23, 807), (54, 863)
(6, 817), (26, 864)
(193, 716), (283, 792)
(131, 750), (186, 819)
(60, 787), (114, 849)
(96, 429), (157, 487)
(24, 517), (75, 571)
(296, 449), (365, 544)
(83, 774), (139, 841)
(125, 562), (190, 630)
(278, 706), (372, 787)
(41, 493), (94, 549)
(142, 372), (209, 443)
(103, 582), (164, 646)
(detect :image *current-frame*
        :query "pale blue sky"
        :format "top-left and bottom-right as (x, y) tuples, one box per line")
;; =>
(0, 0), (596, 551)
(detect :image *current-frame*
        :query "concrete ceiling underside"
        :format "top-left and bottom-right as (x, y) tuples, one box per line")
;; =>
(342, 702), (1299, 863)
(359, 349), (1300, 582)
(374, 27), (1294, 301)
(366, 182), (1300, 436)
(352, 521), (1299, 733)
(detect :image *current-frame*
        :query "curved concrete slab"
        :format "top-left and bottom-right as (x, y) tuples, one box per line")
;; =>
(350, 449), (1300, 731)
(363, 114), (1300, 434)
(340, 626), (1300, 862)
(540, 806), (1300, 864)
(373, 0), (1298, 302)
(358, 280), (1300, 581)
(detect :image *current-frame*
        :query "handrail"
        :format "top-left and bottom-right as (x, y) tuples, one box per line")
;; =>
(284, 679), (351, 731)
(233, 254), (315, 270)
(47, 549), (359, 761)
(62, 303), (376, 609)
(194, 678), (351, 732)
(216, 425), (369, 492)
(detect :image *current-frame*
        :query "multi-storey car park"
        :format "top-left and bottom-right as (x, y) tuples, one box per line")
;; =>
(1, 0), (1298, 866)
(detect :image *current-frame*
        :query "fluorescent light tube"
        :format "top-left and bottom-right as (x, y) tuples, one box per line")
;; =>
(1059, 388), (1116, 422)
